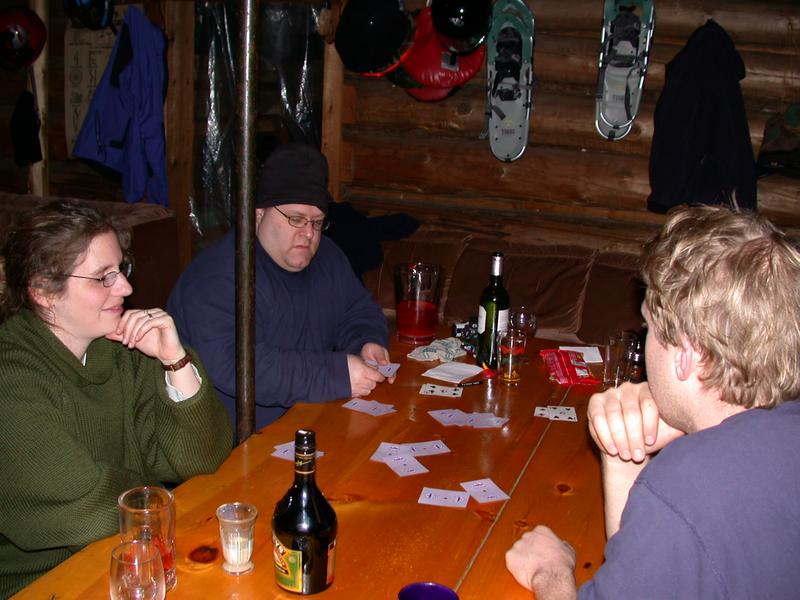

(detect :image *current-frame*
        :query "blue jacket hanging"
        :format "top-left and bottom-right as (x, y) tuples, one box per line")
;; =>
(73, 5), (169, 205)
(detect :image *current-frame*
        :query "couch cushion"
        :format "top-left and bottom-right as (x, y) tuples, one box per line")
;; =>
(577, 251), (645, 345)
(445, 239), (595, 339)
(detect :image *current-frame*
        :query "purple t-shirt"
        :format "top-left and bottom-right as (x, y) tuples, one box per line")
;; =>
(580, 401), (800, 600)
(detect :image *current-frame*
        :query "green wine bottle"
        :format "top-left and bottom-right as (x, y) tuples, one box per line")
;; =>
(272, 430), (337, 594)
(477, 251), (510, 369)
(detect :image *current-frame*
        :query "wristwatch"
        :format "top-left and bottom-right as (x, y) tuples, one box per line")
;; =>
(162, 353), (192, 372)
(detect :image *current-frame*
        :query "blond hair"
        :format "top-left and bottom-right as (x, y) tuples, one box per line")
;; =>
(641, 205), (800, 408)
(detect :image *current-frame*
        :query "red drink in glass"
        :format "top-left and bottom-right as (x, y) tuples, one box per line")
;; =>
(396, 299), (438, 344)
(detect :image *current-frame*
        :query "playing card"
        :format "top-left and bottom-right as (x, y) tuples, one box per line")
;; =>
(420, 383), (463, 398)
(422, 362), (484, 384)
(549, 406), (578, 422)
(370, 442), (409, 462)
(383, 454), (429, 477)
(404, 440), (451, 457)
(466, 413), (509, 429)
(343, 398), (396, 416)
(428, 408), (469, 426)
(272, 441), (324, 460)
(460, 478), (510, 503)
(365, 360), (401, 378)
(534, 406), (552, 419)
(417, 487), (469, 508)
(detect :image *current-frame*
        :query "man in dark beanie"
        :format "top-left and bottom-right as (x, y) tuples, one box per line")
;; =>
(167, 143), (392, 429)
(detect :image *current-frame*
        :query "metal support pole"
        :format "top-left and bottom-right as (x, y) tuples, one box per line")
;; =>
(235, 0), (258, 444)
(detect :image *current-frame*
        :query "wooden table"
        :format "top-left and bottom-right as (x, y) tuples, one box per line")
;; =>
(14, 334), (605, 599)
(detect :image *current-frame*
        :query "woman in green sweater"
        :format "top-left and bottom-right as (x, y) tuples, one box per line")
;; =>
(0, 200), (233, 597)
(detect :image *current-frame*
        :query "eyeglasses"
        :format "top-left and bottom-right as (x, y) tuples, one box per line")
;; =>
(68, 262), (133, 288)
(273, 206), (330, 231)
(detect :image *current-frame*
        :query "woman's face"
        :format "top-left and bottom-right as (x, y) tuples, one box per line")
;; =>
(46, 231), (132, 357)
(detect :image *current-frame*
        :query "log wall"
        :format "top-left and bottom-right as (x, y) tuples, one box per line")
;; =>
(330, 0), (800, 250)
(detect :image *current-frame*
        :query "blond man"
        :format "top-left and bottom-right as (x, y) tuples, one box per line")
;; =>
(507, 206), (800, 599)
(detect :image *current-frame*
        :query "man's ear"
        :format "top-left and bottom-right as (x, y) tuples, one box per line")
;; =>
(675, 338), (701, 382)
(255, 208), (265, 227)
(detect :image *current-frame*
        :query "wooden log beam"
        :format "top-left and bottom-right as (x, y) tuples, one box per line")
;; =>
(342, 135), (652, 209)
(164, 0), (196, 269)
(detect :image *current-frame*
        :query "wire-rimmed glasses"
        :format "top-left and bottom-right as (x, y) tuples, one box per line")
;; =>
(68, 261), (133, 287)
(273, 206), (330, 231)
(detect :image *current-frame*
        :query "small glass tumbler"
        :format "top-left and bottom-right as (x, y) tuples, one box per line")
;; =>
(109, 539), (166, 600)
(216, 502), (258, 575)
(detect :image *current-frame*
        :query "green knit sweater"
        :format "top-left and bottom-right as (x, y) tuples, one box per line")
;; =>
(0, 310), (234, 598)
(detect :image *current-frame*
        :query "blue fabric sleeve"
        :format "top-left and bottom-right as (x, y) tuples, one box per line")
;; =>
(579, 481), (725, 600)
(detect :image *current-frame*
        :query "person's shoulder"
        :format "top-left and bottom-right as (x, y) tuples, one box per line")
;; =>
(175, 231), (236, 285)
(644, 402), (800, 484)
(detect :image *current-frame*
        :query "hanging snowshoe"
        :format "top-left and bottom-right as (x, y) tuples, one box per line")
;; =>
(595, 0), (655, 141)
(482, 0), (534, 162)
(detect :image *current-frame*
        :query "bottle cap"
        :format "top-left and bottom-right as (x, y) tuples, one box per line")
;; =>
(295, 429), (316, 452)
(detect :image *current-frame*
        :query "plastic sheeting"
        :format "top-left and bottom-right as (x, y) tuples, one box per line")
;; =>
(192, 1), (324, 245)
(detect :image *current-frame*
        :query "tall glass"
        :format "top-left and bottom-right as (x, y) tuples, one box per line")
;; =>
(393, 263), (442, 345)
(118, 486), (177, 591)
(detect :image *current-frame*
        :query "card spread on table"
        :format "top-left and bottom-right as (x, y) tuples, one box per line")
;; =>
(418, 487), (469, 508)
(422, 361), (484, 384)
(559, 345), (603, 363)
(428, 408), (508, 429)
(370, 440), (451, 462)
(428, 408), (470, 427)
(365, 359), (401, 378)
(534, 405), (578, 422)
(384, 454), (429, 477)
(460, 478), (510, 503)
(271, 441), (325, 460)
(342, 398), (396, 416)
(420, 383), (463, 397)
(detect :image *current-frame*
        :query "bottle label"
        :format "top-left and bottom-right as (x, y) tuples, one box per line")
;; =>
(273, 533), (303, 592)
(498, 309), (509, 334)
(327, 539), (336, 585)
(477, 306), (486, 334)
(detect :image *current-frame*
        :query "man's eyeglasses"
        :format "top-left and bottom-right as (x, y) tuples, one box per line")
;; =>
(273, 206), (330, 231)
(68, 262), (133, 288)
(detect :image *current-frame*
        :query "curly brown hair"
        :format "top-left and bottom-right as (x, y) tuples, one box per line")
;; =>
(0, 200), (130, 323)
(641, 205), (800, 409)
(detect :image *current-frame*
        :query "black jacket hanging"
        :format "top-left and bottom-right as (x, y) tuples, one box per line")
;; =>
(648, 20), (756, 213)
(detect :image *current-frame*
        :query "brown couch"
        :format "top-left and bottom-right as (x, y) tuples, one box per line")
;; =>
(0, 191), (179, 310)
(362, 223), (645, 346)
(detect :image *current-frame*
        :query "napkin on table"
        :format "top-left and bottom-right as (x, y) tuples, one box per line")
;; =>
(407, 337), (467, 363)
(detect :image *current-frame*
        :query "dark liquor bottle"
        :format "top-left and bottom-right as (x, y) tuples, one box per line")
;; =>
(272, 430), (337, 594)
(477, 251), (510, 369)
(627, 337), (647, 383)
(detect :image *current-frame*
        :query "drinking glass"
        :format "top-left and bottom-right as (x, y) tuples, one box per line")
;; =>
(216, 502), (258, 574)
(497, 328), (527, 383)
(603, 331), (636, 387)
(510, 305), (537, 338)
(118, 486), (176, 590)
(109, 540), (166, 600)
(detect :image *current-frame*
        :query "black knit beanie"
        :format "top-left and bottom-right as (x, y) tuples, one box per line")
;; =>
(255, 143), (332, 214)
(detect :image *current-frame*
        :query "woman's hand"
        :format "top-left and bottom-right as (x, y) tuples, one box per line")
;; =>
(106, 308), (186, 365)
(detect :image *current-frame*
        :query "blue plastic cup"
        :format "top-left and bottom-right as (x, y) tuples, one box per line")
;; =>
(398, 581), (459, 600)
